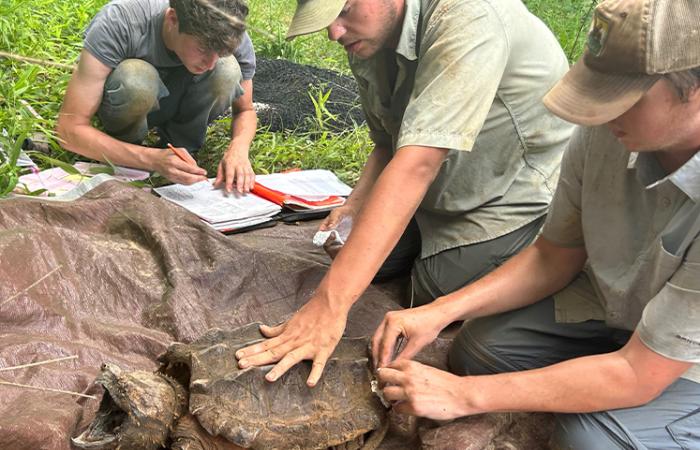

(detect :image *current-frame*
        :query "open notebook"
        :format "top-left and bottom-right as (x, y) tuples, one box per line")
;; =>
(154, 170), (352, 232)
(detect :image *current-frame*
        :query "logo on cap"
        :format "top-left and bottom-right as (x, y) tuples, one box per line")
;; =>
(587, 13), (611, 57)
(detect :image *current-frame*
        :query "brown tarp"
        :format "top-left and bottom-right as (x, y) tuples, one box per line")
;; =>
(0, 181), (551, 449)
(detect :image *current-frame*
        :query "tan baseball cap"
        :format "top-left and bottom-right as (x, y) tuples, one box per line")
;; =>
(286, 0), (345, 40)
(544, 0), (700, 126)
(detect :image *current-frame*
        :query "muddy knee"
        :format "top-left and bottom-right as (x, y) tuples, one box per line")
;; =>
(208, 56), (244, 101)
(104, 59), (162, 117)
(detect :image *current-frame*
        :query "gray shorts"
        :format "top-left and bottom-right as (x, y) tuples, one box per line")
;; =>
(449, 298), (700, 450)
(97, 57), (244, 152)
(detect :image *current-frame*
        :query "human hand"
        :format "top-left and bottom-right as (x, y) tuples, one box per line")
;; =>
(235, 295), (348, 387)
(319, 204), (357, 231)
(377, 360), (473, 420)
(152, 147), (208, 185)
(316, 205), (355, 259)
(372, 304), (450, 369)
(213, 147), (255, 193)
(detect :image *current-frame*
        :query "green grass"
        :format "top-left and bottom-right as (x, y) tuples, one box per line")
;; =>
(524, 0), (597, 59)
(0, 0), (595, 195)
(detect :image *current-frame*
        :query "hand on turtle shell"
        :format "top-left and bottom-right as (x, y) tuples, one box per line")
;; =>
(372, 303), (450, 369)
(235, 296), (348, 387)
(377, 359), (473, 420)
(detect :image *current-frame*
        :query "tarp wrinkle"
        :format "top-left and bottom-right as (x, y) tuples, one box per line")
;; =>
(0, 181), (401, 449)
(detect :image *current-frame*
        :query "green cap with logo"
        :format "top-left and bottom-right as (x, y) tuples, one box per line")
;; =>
(544, 0), (700, 126)
(286, 0), (346, 40)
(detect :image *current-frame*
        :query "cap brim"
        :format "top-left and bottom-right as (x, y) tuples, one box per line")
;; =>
(543, 58), (660, 126)
(286, 0), (345, 40)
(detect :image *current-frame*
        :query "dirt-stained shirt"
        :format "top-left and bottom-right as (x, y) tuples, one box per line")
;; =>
(83, 0), (256, 80)
(542, 125), (700, 383)
(349, 0), (574, 257)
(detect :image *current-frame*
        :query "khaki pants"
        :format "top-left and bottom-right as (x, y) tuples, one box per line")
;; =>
(97, 57), (244, 152)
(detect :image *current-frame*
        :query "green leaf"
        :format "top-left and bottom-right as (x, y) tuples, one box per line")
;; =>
(33, 154), (81, 175)
(102, 155), (118, 175)
(87, 166), (114, 175)
(24, 187), (48, 196)
(127, 180), (149, 188)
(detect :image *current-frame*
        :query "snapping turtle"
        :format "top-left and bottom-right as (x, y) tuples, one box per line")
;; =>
(71, 363), (188, 449)
(74, 323), (387, 450)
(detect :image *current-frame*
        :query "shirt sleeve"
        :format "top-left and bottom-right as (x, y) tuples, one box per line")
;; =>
(540, 126), (588, 247)
(396, 0), (508, 152)
(83, 3), (134, 69)
(638, 236), (700, 364)
(234, 32), (256, 80)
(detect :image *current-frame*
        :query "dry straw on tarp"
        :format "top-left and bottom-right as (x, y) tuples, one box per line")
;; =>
(0, 355), (97, 399)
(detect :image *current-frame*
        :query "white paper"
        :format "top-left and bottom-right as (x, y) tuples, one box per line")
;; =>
(0, 142), (37, 168)
(255, 170), (352, 199)
(73, 162), (149, 181)
(17, 163), (149, 196)
(312, 229), (342, 247)
(154, 179), (282, 224)
(9, 174), (116, 202)
(207, 215), (273, 231)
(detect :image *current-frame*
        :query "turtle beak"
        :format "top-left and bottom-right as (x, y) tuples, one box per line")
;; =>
(71, 392), (124, 449)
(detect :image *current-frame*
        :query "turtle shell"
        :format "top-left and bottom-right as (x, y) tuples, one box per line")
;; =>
(170, 413), (242, 450)
(158, 323), (386, 450)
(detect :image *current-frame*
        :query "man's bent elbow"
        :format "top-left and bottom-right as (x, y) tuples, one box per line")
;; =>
(633, 376), (679, 406)
(55, 113), (86, 153)
(394, 146), (448, 183)
(55, 114), (74, 149)
(615, 352), (681, 408)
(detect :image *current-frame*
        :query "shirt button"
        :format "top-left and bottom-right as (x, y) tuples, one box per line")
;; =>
(661, 197), (671, 207)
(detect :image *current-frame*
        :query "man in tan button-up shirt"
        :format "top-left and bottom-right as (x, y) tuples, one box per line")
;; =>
(368, 0), (700, 447)
(236, 0), (573, 387)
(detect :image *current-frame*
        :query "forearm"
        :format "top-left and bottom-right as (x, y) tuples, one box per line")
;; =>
(468, 350), (657, 414)
(227, 108), (256, 155)
(57, 119), (158, 170)
(430, 238), (586, 325)
(56, 50), (160, 170)
(317, 146), (445, 311)
(344, 145), (392, 210)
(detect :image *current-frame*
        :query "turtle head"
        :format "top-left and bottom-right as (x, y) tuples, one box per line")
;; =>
(72, 363), (187, 450)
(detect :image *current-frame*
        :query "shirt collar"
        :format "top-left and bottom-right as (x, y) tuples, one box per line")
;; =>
(632, 151), (700, 202)
(395, 0), (421, 61)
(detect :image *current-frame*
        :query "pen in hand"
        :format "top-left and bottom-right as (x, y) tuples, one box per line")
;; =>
(167, 143), (198, 166)
(166, 143), (209, 184)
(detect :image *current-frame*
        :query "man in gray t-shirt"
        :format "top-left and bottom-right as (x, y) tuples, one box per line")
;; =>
(57, 0), (257, 192)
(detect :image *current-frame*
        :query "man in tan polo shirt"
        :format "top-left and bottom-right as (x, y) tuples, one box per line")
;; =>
(367, 0), (700, 447)
(236, 0), (573, 386)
